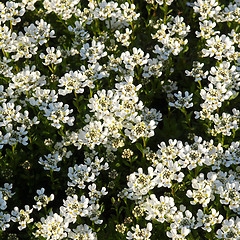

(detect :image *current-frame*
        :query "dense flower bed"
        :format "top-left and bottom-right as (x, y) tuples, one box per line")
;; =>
(0, 0), (240, 239)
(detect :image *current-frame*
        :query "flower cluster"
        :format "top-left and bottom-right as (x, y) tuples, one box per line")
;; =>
(0, 0), (240, 239)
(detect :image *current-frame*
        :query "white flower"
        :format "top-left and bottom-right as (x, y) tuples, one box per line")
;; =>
(153, 161), (184, 188)
(185, 61), (209, 82)
(43, 0), (80, 20)
(169, 91), (193, 109)
(186, 173), (215, 207)
(40, 47), (62, 66)
(39, 152), (62, 172)
(43, 102), (75, 129)
(88, 183), (108, 203)
(0, 183), (15, 201)
(34, 211), (69, 239)
(67, 163), (95, 189)
(195, 208), (223, 232)
(141, 194), (177, 223)
(193, 0), (221, 21)
(195, 20), (219, 39)
(125, 167), (155, 200)
(202, 34), (234, 60)
(11, 205), (33, 230)
(126, 223), (152, 240)
(60, 195), (90, 223)
(68, 224), (97, 240)
(114, 28), (132, 46)
(216, 217), (240, 239)
(80, 40), (107, 63)
(0, 192), (7, 211)
(58, 70), (88, 96)
(33, 188), (54, 211)
(0, 212), (11, 231)
(167, 205), (195, 238)
(24, 19), (55, 45)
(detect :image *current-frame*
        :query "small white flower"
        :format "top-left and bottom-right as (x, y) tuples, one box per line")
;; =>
(126, 223), (152, 240)
(169, 91), (193, 109)
(33, 188), (54, 211)
(40, 47), (62, 66)
(11, 205), (33, 230)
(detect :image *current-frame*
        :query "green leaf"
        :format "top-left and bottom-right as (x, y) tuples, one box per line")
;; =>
(132, 155), (138, 161)
(136, 142), (143, 153)
(123, 160), (130, 167)
(115, 163), (121, 167)
(182, 45), (189, 53)
(229, 92), (239, 100)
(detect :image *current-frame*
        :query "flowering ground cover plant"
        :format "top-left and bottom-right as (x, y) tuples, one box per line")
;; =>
(0, 0), (240, 239)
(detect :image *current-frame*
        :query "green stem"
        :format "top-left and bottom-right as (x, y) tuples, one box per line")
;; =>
(163, 3), (168, 24)
(48, 65), (55, 74)
(90, 88), (93, 98)
(181, 108), (191, 128)
(198, 80), (202, 89)
(221, 134), (224, 146)
(142, 137), (147, 158)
